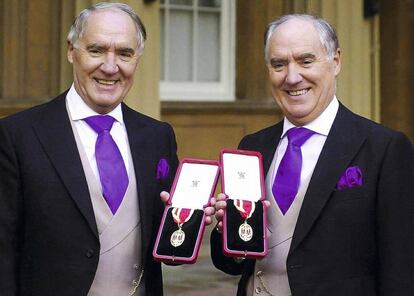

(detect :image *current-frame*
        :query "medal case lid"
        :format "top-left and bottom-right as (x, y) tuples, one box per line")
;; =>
(166, 158), (220, 209)
(220, 149), (265, 202)
(220, 149), (268, 259)
(153, 158), (220, 264)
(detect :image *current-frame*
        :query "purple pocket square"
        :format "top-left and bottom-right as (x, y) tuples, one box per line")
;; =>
(156, 158), (170, 180)
(336, 166), (363, 191)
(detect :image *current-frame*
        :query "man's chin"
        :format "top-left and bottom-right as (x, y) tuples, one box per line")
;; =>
(86, 98), (121, 114)
(285, 110), (315, 125)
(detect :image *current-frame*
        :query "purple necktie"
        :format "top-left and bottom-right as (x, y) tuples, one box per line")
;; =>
(84, 115), (128, 214)
(272, 127), (315, 215)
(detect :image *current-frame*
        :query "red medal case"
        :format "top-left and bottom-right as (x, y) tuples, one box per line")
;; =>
(153, 158), (220, 264)
(220, 149), (268, 259)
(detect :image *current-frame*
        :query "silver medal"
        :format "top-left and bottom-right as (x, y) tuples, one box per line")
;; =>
(238, 221), (253, 242)
(170, 228), (186, 247)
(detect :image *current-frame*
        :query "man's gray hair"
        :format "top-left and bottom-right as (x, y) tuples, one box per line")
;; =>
(67, 2), (147, 56)
(264, 14), (339, 63)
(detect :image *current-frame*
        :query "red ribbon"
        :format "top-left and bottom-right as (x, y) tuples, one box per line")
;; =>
(234, 199), (254, 220)
(172, 207), (193, 225)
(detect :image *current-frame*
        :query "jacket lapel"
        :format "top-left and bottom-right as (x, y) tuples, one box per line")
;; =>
(289, 104), (369, 254)
(262, 124), (283, 175)
(242, 122), (283, 175)
(122, 105), (153, 264)
(32, 93), (98, 237)
(240, 123), (284, 247)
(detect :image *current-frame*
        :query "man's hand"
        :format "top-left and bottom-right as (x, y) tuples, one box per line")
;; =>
(203, 197), (216, 226)
(212, 193), (228, 233)
(160, 191), (170, 204)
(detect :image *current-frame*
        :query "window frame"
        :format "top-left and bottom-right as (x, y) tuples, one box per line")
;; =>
(160, 0), (236, 102)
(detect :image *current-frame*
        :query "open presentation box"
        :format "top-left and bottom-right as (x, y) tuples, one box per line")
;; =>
(153, 158), (220, 264)
(220, 149), (268, 259)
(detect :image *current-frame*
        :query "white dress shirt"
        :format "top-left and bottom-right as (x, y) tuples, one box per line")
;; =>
(66, 85), (131, 189)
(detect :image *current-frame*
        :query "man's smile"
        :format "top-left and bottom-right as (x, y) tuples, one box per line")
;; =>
(95, 78), (118, 85)
(286, 88), (310, 96)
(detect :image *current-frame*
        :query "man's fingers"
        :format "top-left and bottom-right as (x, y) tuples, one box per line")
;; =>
(160, 191), (170, 204)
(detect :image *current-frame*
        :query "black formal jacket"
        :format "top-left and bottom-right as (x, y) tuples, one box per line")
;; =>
(0, 92), (179, 295)
(211, 104), (414, 296)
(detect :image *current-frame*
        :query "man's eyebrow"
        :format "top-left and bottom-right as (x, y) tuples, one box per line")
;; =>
(297, 53), (316, 59)
(270, 57), (287, 64)
(117, 47), (136, 55)
(86, 43), (105, 51)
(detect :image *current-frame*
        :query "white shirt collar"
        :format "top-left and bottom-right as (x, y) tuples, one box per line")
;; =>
(66, 84), (124, 124)
(281, 96), (339, 138)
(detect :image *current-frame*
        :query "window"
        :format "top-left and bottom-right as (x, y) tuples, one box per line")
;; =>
(160, 0), (235, 101)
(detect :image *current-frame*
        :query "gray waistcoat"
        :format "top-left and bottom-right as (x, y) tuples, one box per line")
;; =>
(70, 117), (145, 296)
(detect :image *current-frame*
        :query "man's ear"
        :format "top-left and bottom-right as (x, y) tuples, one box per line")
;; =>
(67, 41), (74, 64)
(333, 48), (341, 76)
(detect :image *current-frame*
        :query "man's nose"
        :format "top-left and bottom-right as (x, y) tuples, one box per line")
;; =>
(101, 53), (119, 74)
(285, 64), (302, 85)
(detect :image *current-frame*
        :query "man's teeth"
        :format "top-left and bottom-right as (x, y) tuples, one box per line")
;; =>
(288, 89), (308, 96)
(96, 79), (116, 85)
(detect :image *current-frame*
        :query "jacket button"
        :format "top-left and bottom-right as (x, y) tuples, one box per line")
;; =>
(288, 264), (303, 270)
(85, 249), (95, 258)
(255, 287), (262, 294)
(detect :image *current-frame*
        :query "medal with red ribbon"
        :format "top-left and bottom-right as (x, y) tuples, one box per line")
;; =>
(170, 207), (194, 247)
(234, 199), (255, 242)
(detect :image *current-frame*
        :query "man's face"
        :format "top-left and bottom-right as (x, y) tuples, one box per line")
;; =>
(267, 19), (341, 126)
(67, 9), (140, 114)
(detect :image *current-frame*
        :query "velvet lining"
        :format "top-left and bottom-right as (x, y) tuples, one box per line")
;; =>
(155, 207), (204, 258)
(225, 199), (265, 253)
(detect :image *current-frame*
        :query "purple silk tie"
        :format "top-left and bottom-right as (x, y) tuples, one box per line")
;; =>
(272, 127), (315, 215)
(84, 115), (128, 214)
